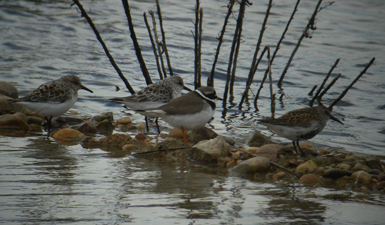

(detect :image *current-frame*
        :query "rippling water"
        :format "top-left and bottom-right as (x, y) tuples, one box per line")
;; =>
(1, 0), (385, 224)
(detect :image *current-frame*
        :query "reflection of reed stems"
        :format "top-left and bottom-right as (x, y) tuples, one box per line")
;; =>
(208, 0), (236, 87)
(223, 0), (247, 107)
(239, 0), (273, 109)
(278, 0), (323, 88)
(309, 58), (340, 107)
(329, 57), (375, 109)
(122, 0), (152, 85)
(156, 0), (173, 76)
(144, 12), (164, 80)
(72, 0), (136, 93)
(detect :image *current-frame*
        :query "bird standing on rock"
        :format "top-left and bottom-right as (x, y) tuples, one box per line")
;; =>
(258, 104), (343, 156)
(136, 86), (221, 143)
(12, 75), (93, 132)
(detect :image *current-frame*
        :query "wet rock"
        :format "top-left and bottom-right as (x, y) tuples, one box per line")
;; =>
(353, 162), (364, 171)
(247, 130), (274, 147)
(378, 173), (385, 182)
(168, 129), (184, 140)
(223, 136), (235, 146)
(367, 169), (382, 175)
(272, 171), (285, 180)
(96, 119), (114, 134)
(295, 159), (318, 173)
(226, 159), (237, 169)
(135, 133), (146, 140)
(323, 169), (352, 179)
(296, 143), (318, 156)
(0, 81), (18, 98)
(13, 112), (27, 123)
(78, 119), (97, 134)
(299, 174), (324, 186)
(122, 144), (140, 152)
(97, 133), (134, 148)
(217, 156), (232, 167)
(52, 128), (85, 142)
(319, 148), (330, 155)
(244, 147), (259, 155)
(338, 163), (351, 170)
(344, 155), (355, 161)
(0, 114), (30, 130)
(94, 112), (114, 123)
(231, 156), (271, 173)
(351, 171), (372, 186)
(190, 135), (230, 161)
(254, 144), (289, 160)
(27, 116), (45, 125)
(188, 127), (218, 143)
(374, 181), (385, 190)
(117, 116), (132, 125)
(365, 157), (383, 171)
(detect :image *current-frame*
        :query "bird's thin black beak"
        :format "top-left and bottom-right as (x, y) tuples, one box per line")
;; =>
(216, 96), (223, 101)
(81, 84), (93, 93)
(183, 86), (192, 92)
(330, 114), (343, 125)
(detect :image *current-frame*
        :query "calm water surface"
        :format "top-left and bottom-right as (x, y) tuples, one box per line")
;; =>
(1, 0), (385, 224)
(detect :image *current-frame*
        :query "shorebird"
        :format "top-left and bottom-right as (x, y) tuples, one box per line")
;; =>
(12, 75), (93, 132)
(110, 76), (191, 134)
(135, 86), (220, 143)
(258, 104), (343, 156)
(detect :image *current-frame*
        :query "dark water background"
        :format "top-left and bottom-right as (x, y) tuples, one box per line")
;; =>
(1, 0), (385, 224)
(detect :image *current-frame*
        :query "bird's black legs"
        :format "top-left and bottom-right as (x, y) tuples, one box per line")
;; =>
(45, 116), (53, 134)
(145, 116), (149, 133)
(292, 141), (305, 156)
(155, 117), (161, 135)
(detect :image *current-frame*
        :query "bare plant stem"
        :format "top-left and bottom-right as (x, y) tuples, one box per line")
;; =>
(122, 0), (152, 85)
(194, 0), (202, 89)
(155, 0), (173, 76)
(144, 12), (164, 80)
(309, 58), (340, 107)
(207, 0), (236, 87)
(317, 73), (341, 104)
(308, 85), (318, 96)
(223, 0), (247, 107)
(278, 0), (323, 88)
(71, 0), (135, 94)
(150, 10), (167, 79)
(329, 57), (375, 109)
(239, 0), (273, 109)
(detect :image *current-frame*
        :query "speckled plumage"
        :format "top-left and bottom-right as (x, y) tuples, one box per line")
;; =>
(137, 86), (219, 143)
(110, 76), (191, 134)
(13, 75), (93, 131)
(110, 76), (191, 111)
(259, 105), (343, 155)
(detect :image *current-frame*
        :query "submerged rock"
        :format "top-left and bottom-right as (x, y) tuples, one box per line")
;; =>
(254, 144), (289, 160)
(231, 156), (271, 173)
(190, 135), (230, 161)
(299, 174), (324, 186)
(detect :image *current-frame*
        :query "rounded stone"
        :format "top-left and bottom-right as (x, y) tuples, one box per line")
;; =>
(168, 129), (184, 140)
(0, 81), (18, 98)
(0, 114), (30, 130)
(338, 163), (351, 170)
(190, 136), (230, 161)
(244, 147), (259, 154)
(295, 159), (318, 173)
(299, 174), (324, 186)
(135, 133), (146, 140)
(255, 144), (287, 160)
(231, 156), (271, 173)
(351, 171), (372, 186)
(323, 169), (352, 179)
(52, 128), (85, 142)
(117, 117), (132, 125)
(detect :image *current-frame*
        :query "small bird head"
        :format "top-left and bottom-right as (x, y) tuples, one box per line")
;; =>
(318, 104), (343, 125)
(62, 75), (93, 93)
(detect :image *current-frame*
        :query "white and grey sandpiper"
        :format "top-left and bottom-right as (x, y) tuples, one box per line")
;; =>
(258, 104), (343, 156)
(12, 75), (93, 132)
(136, 86), (221, 143)
(110, 76), (192, 134)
